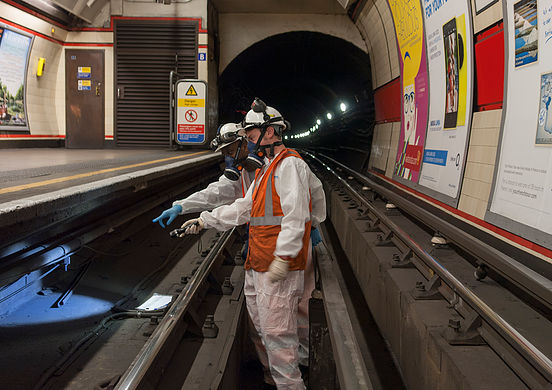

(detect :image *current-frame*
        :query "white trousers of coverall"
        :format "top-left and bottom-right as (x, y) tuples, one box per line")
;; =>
(245, 266), (306, 390)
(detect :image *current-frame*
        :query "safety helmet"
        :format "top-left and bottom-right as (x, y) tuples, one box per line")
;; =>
(242, 98), (287, 134)
(210, 123), (244, 152)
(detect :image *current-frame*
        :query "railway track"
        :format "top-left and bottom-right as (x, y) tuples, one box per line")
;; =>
(305, 151), (552, 390)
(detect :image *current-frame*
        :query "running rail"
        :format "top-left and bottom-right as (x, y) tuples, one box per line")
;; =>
(306, 152), (552, 384)
(315, 241), (374, 390)
(115, 228), (235, 390)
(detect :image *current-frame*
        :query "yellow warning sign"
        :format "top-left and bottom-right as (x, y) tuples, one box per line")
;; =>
(178, 98), (205, 107)
(185, 85), (198, 96)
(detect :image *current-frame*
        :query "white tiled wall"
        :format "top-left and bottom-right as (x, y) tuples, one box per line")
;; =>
(2, 0), (207, 141)
(355, 0), (399, 88)
(26, 38), (63, 135)
(368, 122), (392, 172)
(458, 109), (502, 218)
(387, 121), (400, 178)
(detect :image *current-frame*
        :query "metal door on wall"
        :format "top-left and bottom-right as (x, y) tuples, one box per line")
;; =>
(114, 20), (198, 148)
(65, 49), (105, 149)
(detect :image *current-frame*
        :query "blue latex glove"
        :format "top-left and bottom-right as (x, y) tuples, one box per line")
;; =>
(310, 227), (322, 246)
(152, 204), (182, 228)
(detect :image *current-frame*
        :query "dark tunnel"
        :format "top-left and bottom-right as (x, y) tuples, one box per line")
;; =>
(218, 31), (376, 171)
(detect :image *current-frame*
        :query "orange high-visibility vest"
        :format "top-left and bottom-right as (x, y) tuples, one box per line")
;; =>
(246, 148), (312, 272)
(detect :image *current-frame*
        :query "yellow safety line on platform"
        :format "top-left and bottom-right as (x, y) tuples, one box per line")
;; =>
(0, 151), (210, 196)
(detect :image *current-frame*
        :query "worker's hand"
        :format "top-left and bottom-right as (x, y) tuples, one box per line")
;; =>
(267, 256), (289, 283)
(179, 217), (205, 236)
(310, 227), (322, 246)
(152, 205), (183, 228)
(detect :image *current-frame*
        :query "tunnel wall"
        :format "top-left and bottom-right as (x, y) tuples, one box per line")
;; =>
(0, 0), (211, 147)
(218, 13), (368, 74)
(355, 0), (552, 258)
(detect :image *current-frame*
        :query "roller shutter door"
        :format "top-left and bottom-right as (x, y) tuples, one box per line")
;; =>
(115, 20), (198, 148)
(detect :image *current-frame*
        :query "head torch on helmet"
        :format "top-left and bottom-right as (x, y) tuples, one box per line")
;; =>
(210, 123), (243, 152)
(241, 98), (286, 132)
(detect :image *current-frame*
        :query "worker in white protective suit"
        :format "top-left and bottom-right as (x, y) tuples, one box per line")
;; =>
(179, 99), (326, 390)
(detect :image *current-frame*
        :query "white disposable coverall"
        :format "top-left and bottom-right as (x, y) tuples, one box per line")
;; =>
(200, 152), (326, 390)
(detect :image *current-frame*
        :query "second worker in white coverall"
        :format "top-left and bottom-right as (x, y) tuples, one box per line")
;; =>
(179, 100), (326, 390)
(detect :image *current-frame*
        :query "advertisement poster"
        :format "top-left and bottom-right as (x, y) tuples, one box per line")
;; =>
(488, 0), (552, 243)
(536, 71), (552, 144)
(0, 27), (32, 129)
(418, 0), (474, 200)
(388, 0), (429, 183)
(514, 0), (538, 67)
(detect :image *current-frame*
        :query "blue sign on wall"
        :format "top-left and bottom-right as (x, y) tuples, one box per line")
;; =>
(198, 53), (206, 61)
(423, 149), (448, 166)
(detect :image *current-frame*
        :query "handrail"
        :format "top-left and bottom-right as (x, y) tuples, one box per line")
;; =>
(115, 228), (235, 390)
(306, 152), (552, 383)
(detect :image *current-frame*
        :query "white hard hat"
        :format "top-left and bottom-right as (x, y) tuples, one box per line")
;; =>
(210, 122), (244, 152)
(242, 99), (287, 132)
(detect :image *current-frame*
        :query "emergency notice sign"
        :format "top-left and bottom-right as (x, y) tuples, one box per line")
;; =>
(175, 80), (207, 144)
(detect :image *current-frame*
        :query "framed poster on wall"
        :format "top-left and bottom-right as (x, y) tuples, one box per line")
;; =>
(487, 0), (552, 249)
(0, 24), (33, 131)
(418, 0), (475, 205)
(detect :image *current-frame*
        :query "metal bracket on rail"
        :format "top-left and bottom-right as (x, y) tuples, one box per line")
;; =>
(391, 249), (415, 268)
(444, 312), (486, 346)
(364, 217), (382, 232)
(412, 274), (442, 300)
(374, 230), (394, 246)
(355, 207), (370, 219)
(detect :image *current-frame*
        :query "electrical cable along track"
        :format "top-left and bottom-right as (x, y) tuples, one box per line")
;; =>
(304, 151), (552, 390)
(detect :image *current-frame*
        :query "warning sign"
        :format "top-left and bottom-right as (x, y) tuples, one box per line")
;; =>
(78, 79), (91, 91)
(175, 80), (207, 144)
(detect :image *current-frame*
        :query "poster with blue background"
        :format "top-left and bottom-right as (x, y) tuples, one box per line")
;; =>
(0, 27), (32, 128)
(514, 0), (538, 67)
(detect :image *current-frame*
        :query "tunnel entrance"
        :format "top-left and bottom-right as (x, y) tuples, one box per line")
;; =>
(219, 31), (375, 172)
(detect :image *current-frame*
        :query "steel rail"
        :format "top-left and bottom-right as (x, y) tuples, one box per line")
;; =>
(115, 228), (235, 390)
(313, 153), (552, 309)
(315, 241), (374, 390)
(306, 152), (552, 384)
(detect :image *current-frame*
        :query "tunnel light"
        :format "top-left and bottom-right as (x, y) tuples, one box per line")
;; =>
(326, 113), (332, 120)
(285, 135), (288, 140)
(315, 124), (319, 130)
(316, 119), (321, 125)
(340, 102), (347, 112)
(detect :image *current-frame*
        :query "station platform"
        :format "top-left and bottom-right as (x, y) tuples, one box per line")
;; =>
(0, 148), (222, 248)
(0, 149), (216, 204)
